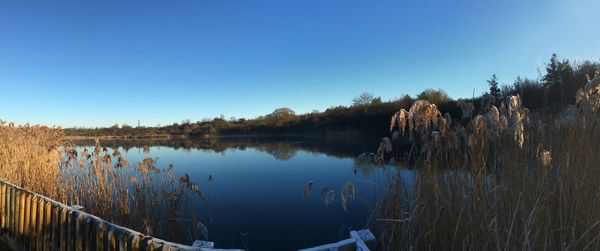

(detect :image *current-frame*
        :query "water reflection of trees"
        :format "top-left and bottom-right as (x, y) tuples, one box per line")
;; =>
(256, 142), (299, 160)
(72, 135), (379, 160)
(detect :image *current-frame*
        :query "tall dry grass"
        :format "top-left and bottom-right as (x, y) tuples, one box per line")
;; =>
(371, 73), (600, 250)
(0, 121), (206, 243)
(0, 121), (63, 197)
(60, 143), (206, 243)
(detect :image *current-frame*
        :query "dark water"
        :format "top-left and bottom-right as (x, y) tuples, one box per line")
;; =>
(74, 136), (408, 250)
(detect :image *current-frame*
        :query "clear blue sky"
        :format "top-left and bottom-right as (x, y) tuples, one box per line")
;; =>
(1, 0), (599, 128)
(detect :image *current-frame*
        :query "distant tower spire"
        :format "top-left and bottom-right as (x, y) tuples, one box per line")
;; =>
(138, 119), (140, 127)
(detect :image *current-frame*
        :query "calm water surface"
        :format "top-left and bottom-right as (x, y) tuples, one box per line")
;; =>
(74, 136), (411, 250)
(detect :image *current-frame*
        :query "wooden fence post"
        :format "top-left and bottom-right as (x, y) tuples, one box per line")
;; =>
(19, 190), (26, 241)
(44, 201), (52, 251)
(1, 182), (6, 230)
(60, 207), (68, 250)
(9, 187), (15, 237)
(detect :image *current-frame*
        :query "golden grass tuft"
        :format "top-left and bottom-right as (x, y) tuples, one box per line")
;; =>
(341, 181), (356, 212)
(0, 121), (63, 197)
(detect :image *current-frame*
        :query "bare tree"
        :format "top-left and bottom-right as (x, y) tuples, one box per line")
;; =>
(352, 92), (377, 106)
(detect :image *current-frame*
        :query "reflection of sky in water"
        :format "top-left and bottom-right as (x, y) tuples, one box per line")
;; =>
(75, 143), (415, 250)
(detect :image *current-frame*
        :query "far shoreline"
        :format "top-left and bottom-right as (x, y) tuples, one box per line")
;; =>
(62, 131), (379, 141)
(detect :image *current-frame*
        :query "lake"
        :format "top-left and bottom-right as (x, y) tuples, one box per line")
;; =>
(72, 136), (410, 250)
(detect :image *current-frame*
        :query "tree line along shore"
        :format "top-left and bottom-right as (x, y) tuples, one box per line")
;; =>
(64, 54), (598, 139)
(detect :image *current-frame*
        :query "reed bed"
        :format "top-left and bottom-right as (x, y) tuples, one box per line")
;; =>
(60, 142), (207, 243)
(0, 122), (206, 244)
(0, 121), (63, 197)
(371, 73), (600, 250)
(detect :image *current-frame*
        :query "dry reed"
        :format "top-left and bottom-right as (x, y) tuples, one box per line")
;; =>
(0, 121), (63, 197)
(371, 72), (600, 250)
(0, 122), (206, 243)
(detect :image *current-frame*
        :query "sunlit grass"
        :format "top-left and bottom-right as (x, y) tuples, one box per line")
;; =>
(0, 121), (63, 197)
(0, 122), (206, 243)
(371, 73), (600, 250)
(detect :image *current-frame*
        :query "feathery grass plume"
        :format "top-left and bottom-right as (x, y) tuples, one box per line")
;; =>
(180, 173), (190, 184)
(101, 154), (112, 164)
(485, 105), (500, 139)
(473, 115), (486, 135)
(539, 149), (552, 167)
(93, 145), (100, 156)
(383, 95), (530, 165)
(400, 100), (446, 155)
(112, 149), (121, 158)
(457, 100), (475, 120)
(466, 114), (489, 154)
(556, 69), (600, 129)
(511, 111), (525, 148)
(575, 69), (600, 113)
(390, 111), (399, 132)
(143, 145), (151, 154)
(408, 100), (443, 137)
(341, 181), (356, 212)
(116, 156), (130, 168)
(505, 95), (527, 148)
(584, 69), (600, 90)
(320, 186), (335, 206)
(81, 148), (89, 159)
(188, 183), (203, 198)
(387, 99), (462, 162)
(507, 95), (522, 120)
(138, 157), (160, 173)
(390, 109), (409, 134)
(303, 180), (314, 199)
(444, 112), (452, 128)
(376, 137), (393, 164)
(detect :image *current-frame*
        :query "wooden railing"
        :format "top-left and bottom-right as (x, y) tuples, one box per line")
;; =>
(299, 229), (375, 251)
(0, 179), (221, 251)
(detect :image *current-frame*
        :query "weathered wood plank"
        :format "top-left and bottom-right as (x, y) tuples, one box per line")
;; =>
(44, 201), (52, 251)
(1, 182), (6, 230)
